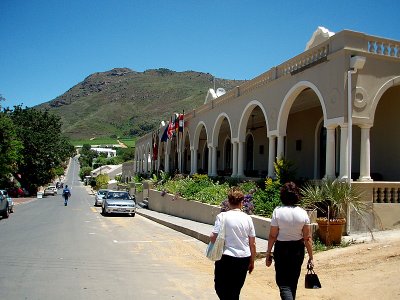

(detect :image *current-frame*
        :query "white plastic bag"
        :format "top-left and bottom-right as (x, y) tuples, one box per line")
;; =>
(206, 213), (226, 261)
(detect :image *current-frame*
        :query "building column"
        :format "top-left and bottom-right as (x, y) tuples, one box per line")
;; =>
(268, 135), (276, 178)
(277, 135), (285, 159)
(325, 125), (336, 179)
(358, 125), (373, 181)
(164, 151), (169, 174)
(207, 146), (212, 176)
(177, 143), (182, 173)
(190, 149), (194, 175)
(237, 141), (245, 177)
(339, 124), (349, 180)
(231, 141), (238, 177)
(211, 146), (217, 176)
(193, 148), (198, 174)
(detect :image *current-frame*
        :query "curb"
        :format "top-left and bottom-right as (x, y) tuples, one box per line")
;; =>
(136, 210), (209, 244)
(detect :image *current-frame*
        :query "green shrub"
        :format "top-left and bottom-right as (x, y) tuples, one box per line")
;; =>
(252, 177), (282, 217)
(95, 174), (110, 190)
(238, 181), (258, 194)
(195, 183), (230, 205)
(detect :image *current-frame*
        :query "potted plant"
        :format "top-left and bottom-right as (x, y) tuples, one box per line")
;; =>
(300, 179), (371, 245)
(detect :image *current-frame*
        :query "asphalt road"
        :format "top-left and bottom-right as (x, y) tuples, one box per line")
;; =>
(0, 158), (218, 300)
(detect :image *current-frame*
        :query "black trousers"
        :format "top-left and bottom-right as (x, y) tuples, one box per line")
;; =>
(214, 254), (250, 300)
(274, 240), (305, 300)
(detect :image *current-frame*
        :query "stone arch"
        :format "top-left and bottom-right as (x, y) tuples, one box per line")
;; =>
(238, 100), (269, 142)
(193, 121), (209, 150)
(278, 81), (327, 136)
(211, 113), (232, 147)
(369, 76), (400, 124)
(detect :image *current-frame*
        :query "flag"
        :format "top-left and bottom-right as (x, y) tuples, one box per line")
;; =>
(152, 131), (158, 160)
(167, 118), (174, 139)
(161, 124), (168, 142)
(179, 111), (184, 132)
(175, 113), (179, 135)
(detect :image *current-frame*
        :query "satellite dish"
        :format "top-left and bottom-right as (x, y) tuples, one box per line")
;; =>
(216, 88), (226, 97)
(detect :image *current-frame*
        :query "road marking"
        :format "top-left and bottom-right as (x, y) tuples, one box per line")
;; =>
(90, 207), (97, 213)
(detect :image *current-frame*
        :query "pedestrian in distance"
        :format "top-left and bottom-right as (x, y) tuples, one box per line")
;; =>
(210, 187), (256, 300)
(265, 182), (314, 300)
(62, 185), (71, 206)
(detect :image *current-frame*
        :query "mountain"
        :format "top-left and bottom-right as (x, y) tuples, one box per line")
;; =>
(37, 68), (244, 140)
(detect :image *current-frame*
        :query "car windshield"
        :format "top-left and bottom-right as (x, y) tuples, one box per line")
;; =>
(98, 190), (108, 195)
(106, 192), (130, 200)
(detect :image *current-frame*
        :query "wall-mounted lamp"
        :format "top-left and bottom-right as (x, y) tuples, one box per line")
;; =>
(350, 55), (366, 71)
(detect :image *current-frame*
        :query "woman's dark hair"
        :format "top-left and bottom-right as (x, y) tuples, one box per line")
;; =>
(227, 187), (244, 206)
(280, 182), (301, 206)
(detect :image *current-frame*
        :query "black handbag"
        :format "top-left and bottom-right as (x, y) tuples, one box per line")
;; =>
(305, 265), (321, 289)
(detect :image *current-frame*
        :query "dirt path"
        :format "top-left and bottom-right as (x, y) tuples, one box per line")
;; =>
(241, 231), (400, 299)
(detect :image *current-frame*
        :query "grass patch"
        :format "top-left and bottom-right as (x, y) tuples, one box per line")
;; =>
(119, 138), (136, 147)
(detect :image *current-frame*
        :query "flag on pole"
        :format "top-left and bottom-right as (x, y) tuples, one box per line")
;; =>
(152, 131), (158, 160)
(175, 113), (179, 135)
(179, 111), (184, 132)
(161, 124), (169, 142)
(167, 117), (174, 139)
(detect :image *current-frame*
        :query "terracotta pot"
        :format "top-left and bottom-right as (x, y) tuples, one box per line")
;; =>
(316, 218), (346, 245)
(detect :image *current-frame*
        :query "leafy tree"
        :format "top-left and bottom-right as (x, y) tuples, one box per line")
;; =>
(79, 144), (98, 168)
(79, 166), (92, 181)
(10, 106), (75, 193)
(116, 147), (135, 162)
(0, 112), (23, 181)
(95, 174), (109, 190)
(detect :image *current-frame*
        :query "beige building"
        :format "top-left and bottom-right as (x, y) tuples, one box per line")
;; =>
(134, 28), (400, 230)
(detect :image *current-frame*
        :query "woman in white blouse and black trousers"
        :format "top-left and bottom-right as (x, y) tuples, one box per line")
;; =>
(266, 182), (314, 300)
(210, 187), (256, 300)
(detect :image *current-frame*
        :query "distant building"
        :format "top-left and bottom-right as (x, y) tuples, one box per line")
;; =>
(90, 147), (117, 158)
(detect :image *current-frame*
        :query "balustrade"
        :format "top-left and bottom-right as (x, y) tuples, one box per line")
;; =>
(372, 184), (400, 203)
(368, 40), (399, 57)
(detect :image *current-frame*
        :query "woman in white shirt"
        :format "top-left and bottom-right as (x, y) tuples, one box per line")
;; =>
(210, 187), (256, 300)
(265, 182), (314, 300)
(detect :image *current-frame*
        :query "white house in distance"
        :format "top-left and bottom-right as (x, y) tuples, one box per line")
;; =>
(91, 147), (117, 158)
(133, 27), (400, 230)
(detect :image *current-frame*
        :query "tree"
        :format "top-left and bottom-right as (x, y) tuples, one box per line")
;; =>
(0, 112), (23, 182)
(79, 144), (98, 168)
(95, 174), (109, 190)
(117, 147), (135, 162)
(10, 106), (75, 193)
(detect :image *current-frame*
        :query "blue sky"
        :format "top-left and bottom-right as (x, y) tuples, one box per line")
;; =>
(1, 0), (399, 108)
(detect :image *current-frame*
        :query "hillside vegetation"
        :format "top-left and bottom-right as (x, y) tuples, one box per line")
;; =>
(37, 68), (244, 140)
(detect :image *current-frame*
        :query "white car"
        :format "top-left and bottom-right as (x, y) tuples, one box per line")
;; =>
(102, 190), (136, 216)
(44, 185), (57, 196)
(94, 189), (109, 206)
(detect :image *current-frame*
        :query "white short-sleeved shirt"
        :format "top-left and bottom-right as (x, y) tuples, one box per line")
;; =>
(270, 206), (310, 241)
(213, 210), (256, 257)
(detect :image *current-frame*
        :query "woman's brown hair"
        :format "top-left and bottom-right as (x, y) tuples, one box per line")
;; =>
(227, 187), (244, 206)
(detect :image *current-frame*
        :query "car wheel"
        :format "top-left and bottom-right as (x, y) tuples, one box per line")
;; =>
(130, 213), (135, 217)
(2, 206), (10, 219)
(94, 201), (97, 207)
(102, 207), (107, 216)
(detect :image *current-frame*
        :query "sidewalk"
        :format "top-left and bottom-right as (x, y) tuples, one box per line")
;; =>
(136, 207), (269, 254)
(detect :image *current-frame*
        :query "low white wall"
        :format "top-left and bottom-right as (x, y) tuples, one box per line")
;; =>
(373, 203), (400, 229)
(148, 189), (271, 239)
